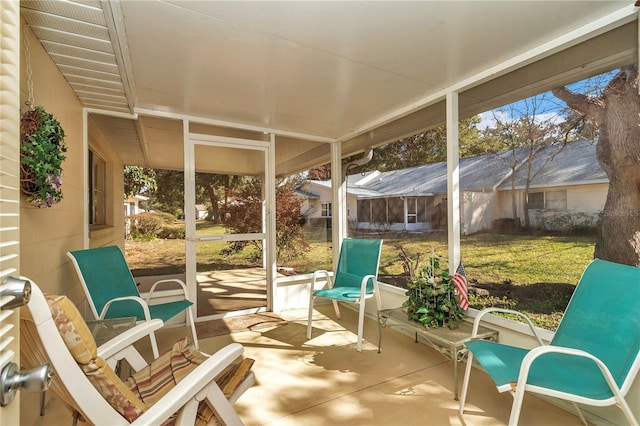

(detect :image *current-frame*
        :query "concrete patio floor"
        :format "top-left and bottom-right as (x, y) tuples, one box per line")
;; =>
(36, 304), (585, 426)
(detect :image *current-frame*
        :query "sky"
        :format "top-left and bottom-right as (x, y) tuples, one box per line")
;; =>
(476, 69), (618, 131)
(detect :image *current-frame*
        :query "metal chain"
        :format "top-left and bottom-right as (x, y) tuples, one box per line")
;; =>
(23, 25), (34, 108)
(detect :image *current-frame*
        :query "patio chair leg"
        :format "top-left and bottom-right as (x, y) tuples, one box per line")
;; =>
(332, 299), (341, 319)
(187, 308), (199, 350)
(458, 351), (474, 414)
(571, 402), (588, 426)
(307, 295), (314, 340)
(508, 386), (526, 426)
(356, 300), (365, 352)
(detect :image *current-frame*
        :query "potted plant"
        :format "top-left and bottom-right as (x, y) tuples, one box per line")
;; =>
(402, 254), (464, 329)
(20, 105), (67, 208)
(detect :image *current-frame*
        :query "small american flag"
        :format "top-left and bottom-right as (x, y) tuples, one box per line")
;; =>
(453, 262), (468, 310)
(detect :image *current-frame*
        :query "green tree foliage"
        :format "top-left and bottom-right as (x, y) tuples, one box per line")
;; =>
(149, 169), (184, 216)
(363, 115), (487, 172)
(123, 166), (156, 198)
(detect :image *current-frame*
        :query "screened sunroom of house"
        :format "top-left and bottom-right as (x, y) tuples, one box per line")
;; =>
(11, 1), (640, 425)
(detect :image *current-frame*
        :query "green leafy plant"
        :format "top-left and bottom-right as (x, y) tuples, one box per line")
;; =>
(402, 255), (464, 329)
(20, 105), (67, 208)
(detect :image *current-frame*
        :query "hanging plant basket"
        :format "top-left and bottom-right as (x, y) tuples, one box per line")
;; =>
(20, 105), (67, 208)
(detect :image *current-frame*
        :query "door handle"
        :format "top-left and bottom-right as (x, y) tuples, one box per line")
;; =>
(0, 276), (31, 310)
(0, 276), (52, 407)
(0, 362), (53, 406)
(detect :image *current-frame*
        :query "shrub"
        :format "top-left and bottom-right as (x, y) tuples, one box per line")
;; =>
(153, 211), (177, 224)
(129, 212), (164, 239)
(158, 224), (186, 239)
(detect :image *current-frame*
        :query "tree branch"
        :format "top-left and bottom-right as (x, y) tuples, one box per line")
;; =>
(551, 87), (605, 124)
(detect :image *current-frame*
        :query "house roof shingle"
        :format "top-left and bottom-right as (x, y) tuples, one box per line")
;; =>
(303, 140), (606, 199)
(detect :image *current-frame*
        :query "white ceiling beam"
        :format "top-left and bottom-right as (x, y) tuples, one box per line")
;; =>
(134, 107), (336, 144)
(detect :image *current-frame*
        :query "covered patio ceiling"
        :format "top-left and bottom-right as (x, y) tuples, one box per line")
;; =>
(20, 1), (638, 176)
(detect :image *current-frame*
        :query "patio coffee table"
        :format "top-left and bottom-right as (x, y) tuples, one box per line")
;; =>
(86, 316), (138, 346)
(378, 307), (498, 400)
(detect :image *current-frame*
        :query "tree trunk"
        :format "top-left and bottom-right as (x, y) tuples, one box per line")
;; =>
(552, 65), (640, 266)
(207, 185), (221, 224)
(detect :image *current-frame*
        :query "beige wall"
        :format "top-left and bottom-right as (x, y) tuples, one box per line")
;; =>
(19, 23), (125, 303)
(19, 21), (126, 425)
(493, 184), (607, 230)
(461, 191), (495, 234)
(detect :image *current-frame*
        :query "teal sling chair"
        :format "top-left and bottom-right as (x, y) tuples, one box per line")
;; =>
(68, 246), (198, 358)
(307, 238), (383, 352)
(459, 259), (640, 425)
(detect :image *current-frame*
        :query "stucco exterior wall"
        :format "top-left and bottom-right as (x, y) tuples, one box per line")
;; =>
(19, 23), (125, 305)
(567, 182), (608, 212)
(461, 191), (495, 234)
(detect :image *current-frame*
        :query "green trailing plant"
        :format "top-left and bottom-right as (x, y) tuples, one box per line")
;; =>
(402, 254), (464, 329)
(20, 105), (67, 208)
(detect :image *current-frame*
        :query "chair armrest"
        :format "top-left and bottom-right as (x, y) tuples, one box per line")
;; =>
(358, 274), (377, 298)
(471, 307), (543, 345)
(132, 343), (250, 425)
(146, 278), (189, 301)
(100, 296), (151, 321)
(97, 319), (164, 371)
(312, 270), (332, 288)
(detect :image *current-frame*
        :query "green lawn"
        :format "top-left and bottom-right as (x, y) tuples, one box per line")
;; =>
(126, 224), (596, 330)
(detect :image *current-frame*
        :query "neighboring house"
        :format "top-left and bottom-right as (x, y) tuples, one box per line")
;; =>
(195, 204), (208, 220)
(497, 140), (607, 232)
(124, 195), (148, 237)
(299, 140), (607, 234)
(124, 194), (148, 216)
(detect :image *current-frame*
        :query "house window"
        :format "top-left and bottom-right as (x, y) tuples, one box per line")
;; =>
(545, 190), (567, 210)
(527, 192), (544, 210)
(89, 150), (106, 225)
(321, 202), (332, 218)
(528, 190), (567, 211)
(407, 197), (417, 223)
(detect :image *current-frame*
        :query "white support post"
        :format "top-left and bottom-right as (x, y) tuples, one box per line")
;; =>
(183, 119), (198, 308)
(266, 133), (277, 311)
(331, 142), (344, 268)
(446, 92), (461, 274)
(82, 109), (89, 248)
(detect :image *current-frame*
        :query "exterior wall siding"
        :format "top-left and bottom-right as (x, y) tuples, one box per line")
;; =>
(19, 23), (125, 306)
